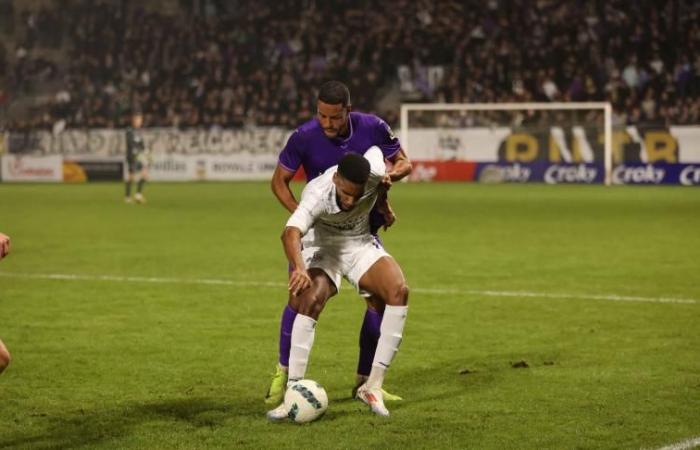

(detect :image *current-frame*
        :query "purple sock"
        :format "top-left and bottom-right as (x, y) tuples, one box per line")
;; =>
(357, 308), (383, 376)
(278, 305), (297, 367)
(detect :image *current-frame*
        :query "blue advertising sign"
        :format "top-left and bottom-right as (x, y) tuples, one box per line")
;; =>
(612, 164), (700, 186)
(476, 162), (604, 185)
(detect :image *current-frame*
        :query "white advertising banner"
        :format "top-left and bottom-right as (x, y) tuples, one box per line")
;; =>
(9, 127), (291, 157)
(670, 126), (700, 163)
(203, 154), (279, 181)
(4, 126), (700, 184)
(406, 128), (512, 161)
(147, 154), (279, 181)
(147, 154), (202, 181)
(1, 155), (63, 182)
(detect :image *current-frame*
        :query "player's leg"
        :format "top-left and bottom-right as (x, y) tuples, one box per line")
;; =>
(356, 296), (383, 383)
(266, 244), (341, 405)
(355, 256), (409, 416)
(0, 338), (11, 374)
(125, 169), (135, 202)
(267, 269), (337, 421)
(264, 291), (297, 405)
(353, 233), (402, 400)
(266, 276), (334, 406)
(135, 165), (148, 203)
(352, 296), (403, 401)
(286, 267), (336, 383)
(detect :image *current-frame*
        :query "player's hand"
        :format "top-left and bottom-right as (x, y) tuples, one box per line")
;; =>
(0, 233), (10, 260)
(380, 173), (393, 190)
(380, 204), (396, 231)
(288, 268), (311, 296)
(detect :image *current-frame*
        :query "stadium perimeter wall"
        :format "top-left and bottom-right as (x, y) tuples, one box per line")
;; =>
(1, 127), (699, 186)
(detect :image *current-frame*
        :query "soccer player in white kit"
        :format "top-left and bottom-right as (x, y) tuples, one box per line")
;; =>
(267, 147), (409, 419)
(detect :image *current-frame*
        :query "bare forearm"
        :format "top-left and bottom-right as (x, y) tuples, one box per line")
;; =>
(281, 227), (305, 270)
(388, 149), (413, 181)
(277, 192), (299, 214)
(271, 165), (299, 213)
(272, 180), (298, 213)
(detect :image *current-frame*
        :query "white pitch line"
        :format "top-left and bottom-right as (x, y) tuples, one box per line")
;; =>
(655, 436), (700, 450)
(0, 271), (697, 305)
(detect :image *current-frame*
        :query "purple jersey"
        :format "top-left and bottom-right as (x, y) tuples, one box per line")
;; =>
(278, 111), (401, 181)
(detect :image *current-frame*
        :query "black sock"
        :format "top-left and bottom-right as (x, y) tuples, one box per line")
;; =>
(137, 179), (145, 193)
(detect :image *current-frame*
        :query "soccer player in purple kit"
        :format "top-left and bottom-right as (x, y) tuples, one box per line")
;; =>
(266, 81), (412, 406)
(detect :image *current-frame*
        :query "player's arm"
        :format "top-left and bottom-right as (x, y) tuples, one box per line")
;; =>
(374, 115), (412, 184)
(282, 190), (322, 295)
(0, 232), (10, 259)
(142, 139), (153, 164)
(126, 129), (136, 154)
(374, 149), (409, 229)
(281, 226), (310, 295)
(373, 189), (395, 231)
(364, 146), (397, 230)
(271, 164), (299, 213)
(385, 148), (412, 185)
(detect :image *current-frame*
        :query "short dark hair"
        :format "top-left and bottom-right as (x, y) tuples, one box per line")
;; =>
(318, 81), (351, 107)
(338, 153), (370, 185)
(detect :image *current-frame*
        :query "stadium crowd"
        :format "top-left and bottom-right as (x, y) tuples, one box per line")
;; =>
(3, 0), (699, 130)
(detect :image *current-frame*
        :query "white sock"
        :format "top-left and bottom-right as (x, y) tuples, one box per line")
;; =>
(367, 305), (408, 389)
(287, 314), (316, 385)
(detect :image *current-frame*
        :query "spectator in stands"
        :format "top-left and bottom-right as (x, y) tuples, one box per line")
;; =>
(1, 0), (698, 130)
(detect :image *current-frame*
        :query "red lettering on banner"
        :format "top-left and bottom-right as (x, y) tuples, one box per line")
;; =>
(409, 161), (477, 181)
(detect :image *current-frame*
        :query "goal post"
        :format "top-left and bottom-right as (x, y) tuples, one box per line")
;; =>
(400, 102), (613, 185)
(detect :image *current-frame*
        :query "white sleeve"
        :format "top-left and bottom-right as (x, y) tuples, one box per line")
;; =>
(285, 190), (323, 236)
(364, 145), (386, 185)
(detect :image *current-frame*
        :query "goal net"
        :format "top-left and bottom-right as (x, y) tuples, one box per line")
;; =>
(400, 103), (613, 185)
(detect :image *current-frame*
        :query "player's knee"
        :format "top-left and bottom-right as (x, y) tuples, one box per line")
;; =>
(298, 293), (326, 320)
(365, 296), (385, 314)
(0, 347), (10, 374)
(388, 283), (409, 306)
(287, 294), (302, 311)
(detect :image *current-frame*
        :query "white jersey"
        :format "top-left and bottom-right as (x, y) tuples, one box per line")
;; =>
(286, 146), (386, 244)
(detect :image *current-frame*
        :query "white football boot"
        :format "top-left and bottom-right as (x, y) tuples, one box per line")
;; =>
(266, 402), (289, 422)
(356, 384), (390, 417)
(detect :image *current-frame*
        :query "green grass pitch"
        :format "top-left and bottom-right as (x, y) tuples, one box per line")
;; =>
(0, 182), (698, 449)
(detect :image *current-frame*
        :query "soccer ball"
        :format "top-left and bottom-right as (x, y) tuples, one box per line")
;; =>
(284, 379), (328, 423)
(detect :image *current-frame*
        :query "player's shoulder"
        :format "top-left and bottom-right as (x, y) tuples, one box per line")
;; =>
(350, 111), (383, 126)
(293, 117), (322, 138)
(351, 111), (394, 135)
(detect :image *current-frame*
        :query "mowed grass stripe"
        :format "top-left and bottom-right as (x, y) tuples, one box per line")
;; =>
(1, 270), (696, 304)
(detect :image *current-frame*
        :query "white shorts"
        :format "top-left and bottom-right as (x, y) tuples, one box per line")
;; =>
(302, 236), (390, 293)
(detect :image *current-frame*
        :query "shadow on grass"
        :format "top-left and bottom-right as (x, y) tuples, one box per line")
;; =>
(383, 350), (561, 411)
(1, 354), (554, 448)
(0, 396), (258, 449)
